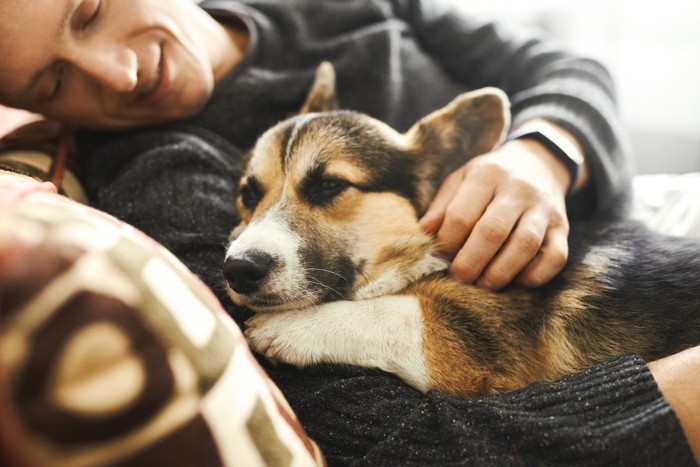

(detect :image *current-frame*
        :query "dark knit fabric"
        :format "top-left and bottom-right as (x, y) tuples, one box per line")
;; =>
(76, 0), (693, 464)
(270, 356), (694, 466)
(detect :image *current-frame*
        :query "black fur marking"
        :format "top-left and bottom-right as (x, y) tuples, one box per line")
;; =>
(299, 162), (351, 207)
(432, 292), (509, 373)
(298, 236), (356, 302)
(278, 122), (296, 166)
(564, 221), (700, 361)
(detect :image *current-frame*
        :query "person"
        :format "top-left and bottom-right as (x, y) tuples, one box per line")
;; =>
(0, 0), (698, 464)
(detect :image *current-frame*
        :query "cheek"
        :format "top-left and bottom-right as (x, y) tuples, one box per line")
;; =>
(174, 65), (212, 114)
(45, 103), (112, 131)
(355, 194), (419, 237)
(352, 195), (422, 256)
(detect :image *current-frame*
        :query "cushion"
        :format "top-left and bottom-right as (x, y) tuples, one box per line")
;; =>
(0, 175), (325, 467)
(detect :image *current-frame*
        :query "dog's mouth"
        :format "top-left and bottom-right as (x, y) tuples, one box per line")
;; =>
(232, 293), (319, 313)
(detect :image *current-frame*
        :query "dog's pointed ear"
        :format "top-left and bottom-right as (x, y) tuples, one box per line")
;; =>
(407, 87), (510, 172)
(300, 61), (339, 114)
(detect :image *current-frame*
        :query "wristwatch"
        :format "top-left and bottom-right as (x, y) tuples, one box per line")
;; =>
(505, 127), (584, 196)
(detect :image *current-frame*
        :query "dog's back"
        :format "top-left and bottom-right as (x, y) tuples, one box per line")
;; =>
(566, 221), (700, 360)
(410, 220), (700, 397)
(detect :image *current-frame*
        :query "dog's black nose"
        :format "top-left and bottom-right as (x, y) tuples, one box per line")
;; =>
(224, 251), (274, 294)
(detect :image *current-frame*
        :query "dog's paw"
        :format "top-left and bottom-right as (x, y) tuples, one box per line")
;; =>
(244, 310), (321, 367)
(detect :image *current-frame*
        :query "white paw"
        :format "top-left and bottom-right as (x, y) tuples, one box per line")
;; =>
(244, 309), (321, 367)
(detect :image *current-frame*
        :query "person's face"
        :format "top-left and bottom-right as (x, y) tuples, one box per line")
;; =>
(0, 0), (231, 130)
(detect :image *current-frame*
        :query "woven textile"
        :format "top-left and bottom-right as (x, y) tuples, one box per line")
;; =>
(0, 176), (325, 467)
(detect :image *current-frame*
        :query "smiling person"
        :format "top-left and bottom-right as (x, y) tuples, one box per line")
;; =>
(0, 0), (697, 465)
(0, 0), (615, 293)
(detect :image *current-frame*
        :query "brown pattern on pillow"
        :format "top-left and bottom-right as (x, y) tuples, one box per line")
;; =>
(0, 182), (325, 467)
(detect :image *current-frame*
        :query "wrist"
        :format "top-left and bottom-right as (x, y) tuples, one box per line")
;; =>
(648, 346), (700, 463)
(503, 138), (571, 197)
(507, 120), (588, 195)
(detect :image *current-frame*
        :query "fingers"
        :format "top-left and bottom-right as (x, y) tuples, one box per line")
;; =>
(448, 196), (569, 289)
(515, 225), (569, 288)
(472, 209), (549, 289)
(433, 174), (495, 257)
(420, 146), (572, 289)
(448, 194), (523, 285)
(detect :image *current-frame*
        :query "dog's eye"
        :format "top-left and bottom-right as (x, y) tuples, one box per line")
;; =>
(239, 185), (261, 210)
(311, 178), (349, 205)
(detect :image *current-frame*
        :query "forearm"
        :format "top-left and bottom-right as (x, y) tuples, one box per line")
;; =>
(648, 345), (700, 464)
(272, 355), (696, 465)
(508, 118), (590, 195)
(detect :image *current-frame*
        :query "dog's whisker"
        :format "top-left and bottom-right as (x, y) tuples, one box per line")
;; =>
(359, 270), (379, 287)
(306, 267), (352, 284)
(307, 277), (345, 300)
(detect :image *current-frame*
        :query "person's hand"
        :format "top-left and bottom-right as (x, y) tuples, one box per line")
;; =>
(419, 121), (587, 289)
(648, 345), (700, 463)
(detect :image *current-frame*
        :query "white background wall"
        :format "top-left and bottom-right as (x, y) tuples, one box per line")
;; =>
(454, 0), (700, 174)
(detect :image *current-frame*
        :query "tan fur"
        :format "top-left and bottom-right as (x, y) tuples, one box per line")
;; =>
(409, 278), (556, 397)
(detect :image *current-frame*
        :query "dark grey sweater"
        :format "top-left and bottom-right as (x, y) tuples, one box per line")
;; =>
(78, 0), (694, 464)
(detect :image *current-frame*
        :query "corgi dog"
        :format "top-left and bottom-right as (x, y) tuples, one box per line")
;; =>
(223, 62), (700, 399)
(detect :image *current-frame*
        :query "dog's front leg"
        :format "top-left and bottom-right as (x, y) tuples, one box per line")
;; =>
(245, 295), (431, 391)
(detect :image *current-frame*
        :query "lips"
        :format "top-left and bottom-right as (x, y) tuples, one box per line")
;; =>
(137, 45), (170, 104)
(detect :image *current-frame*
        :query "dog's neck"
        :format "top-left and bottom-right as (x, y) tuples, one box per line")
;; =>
(352, 243), (449, 300)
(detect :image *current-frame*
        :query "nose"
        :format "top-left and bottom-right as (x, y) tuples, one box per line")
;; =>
(223, 251), (274, 295)
(69, 42), (138, 93)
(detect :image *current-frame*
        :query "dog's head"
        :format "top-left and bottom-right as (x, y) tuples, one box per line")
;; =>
(224, 62), (509, 312)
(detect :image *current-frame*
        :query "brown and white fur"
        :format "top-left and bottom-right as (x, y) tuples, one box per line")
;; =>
(224, 62), (700, 399)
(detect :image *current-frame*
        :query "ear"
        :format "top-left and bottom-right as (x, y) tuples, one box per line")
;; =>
(300, 61), (339, 114)
(407, 87), (510, 172)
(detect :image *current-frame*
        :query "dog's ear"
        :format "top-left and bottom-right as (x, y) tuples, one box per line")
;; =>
(300, 61), (339, 114)
(406, 87), (510, 175)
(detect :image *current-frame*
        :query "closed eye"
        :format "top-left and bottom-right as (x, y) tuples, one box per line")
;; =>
(238, 177), (264, 211)
(76, 0), (103, 32)
(309, 176), (350, 205)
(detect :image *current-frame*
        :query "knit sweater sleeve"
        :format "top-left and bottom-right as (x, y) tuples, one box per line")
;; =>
(388, 0), (633, 215)
(273, 355), (694, 466)
(78, 126), (244, 288)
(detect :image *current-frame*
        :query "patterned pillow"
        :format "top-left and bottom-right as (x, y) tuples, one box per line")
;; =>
(0, 175), (325, 467)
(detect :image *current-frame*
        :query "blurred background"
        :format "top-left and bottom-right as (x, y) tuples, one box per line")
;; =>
(458, 0), (700, 174)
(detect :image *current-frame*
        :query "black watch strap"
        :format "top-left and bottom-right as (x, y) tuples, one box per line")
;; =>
(506, 127), (584, 196)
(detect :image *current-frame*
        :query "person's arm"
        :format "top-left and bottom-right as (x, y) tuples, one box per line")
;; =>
(272, 355), (696, 466)
(391, 0), (631, 288)
(648, 345), (700, 463)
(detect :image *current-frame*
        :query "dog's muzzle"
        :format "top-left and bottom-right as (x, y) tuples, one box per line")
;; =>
(223, 250), (274, 295)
